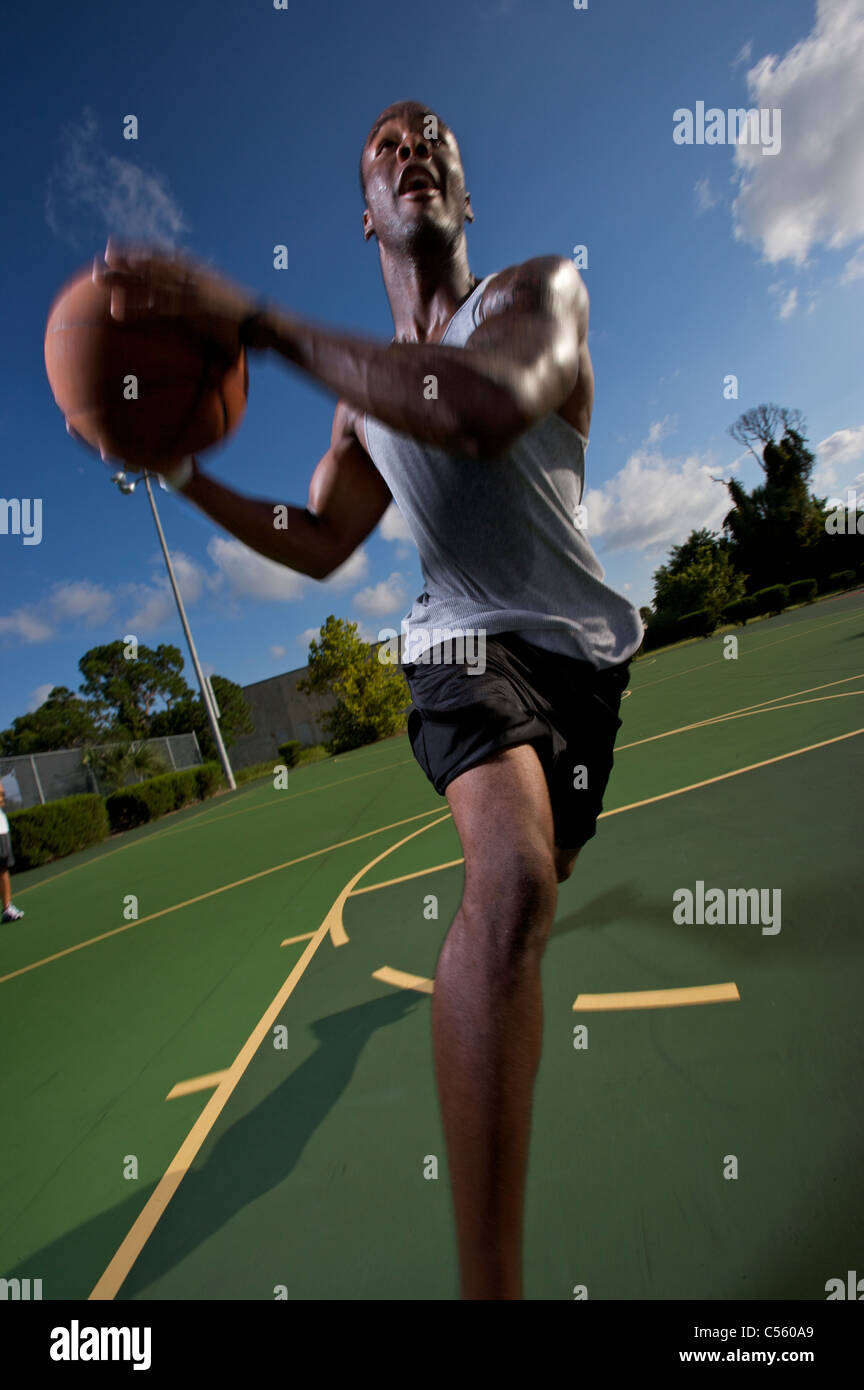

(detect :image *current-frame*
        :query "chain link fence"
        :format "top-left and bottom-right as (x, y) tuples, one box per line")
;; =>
(0, 733), (203, 811)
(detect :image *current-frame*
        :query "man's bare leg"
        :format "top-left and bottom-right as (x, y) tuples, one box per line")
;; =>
(433, 743), (561, 1300)
(1, 869), (11, 911)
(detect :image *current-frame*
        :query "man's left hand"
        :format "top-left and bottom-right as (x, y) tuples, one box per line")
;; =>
(92, 237), (258, 363)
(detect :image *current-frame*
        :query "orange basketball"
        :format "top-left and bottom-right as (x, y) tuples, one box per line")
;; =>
(44, 266), (249, 470)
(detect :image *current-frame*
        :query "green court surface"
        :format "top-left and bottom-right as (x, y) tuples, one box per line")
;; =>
(1, 591), (862, 1300)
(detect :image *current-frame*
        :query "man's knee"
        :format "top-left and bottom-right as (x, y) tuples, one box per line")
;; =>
(462, 842), (558, 942)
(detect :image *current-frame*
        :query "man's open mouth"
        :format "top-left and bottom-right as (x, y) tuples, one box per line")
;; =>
(398, 168), (440, 196)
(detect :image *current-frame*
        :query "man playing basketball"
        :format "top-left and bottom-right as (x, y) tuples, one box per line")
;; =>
(96, 100), (644, 1300)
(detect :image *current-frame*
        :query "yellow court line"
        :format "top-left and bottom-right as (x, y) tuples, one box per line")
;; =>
(12, 757), (417, 896)
(89, 810), (452, 1302)
(600, 727), (864, 820)
(302, 724), (864, 905)
(375, 971), (738, 1009)
(172, 760), (416, 834)
(11, 709), (864, 987)
(280, 931), (317, 947)
(166, 1072), (228, 1100)
(631, 607), (864, 691)
(19, 606), (864, 896)
(372, 967), (435, 995)
(692, 691), (864, 726)
(90, 724), (863, 1300)
(0, 807), (446, 987)
(617, 676), (864, 751)
(573, 983), (740, 1011)
(324, 816), (452, 948)
(350, 859), (465, 896)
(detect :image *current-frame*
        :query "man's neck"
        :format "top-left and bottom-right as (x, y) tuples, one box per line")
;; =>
(380, 244), (478, 345)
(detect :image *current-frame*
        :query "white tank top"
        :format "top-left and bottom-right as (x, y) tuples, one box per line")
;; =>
(363, 272), (644, 668)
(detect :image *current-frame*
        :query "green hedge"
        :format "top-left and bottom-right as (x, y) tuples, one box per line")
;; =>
(105, 761), (224, 832)
(5, 763), (225, 868)
(676, 609), (716, 640)
(787, 578), (818, 605)
(6, 794), (109, 871)
(750, 584), (790, 616)
(277, 740), (302, 769)
(724, 596), (756, 626)
(642, 615), (678, 651)
(828, 569), (857, 591)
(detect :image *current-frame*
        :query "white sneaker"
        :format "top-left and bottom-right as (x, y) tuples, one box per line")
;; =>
(2, 904), (24, 922)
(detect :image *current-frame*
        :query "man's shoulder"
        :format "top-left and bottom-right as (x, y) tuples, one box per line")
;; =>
(478, 255), (587, 321)
(331, 397), (370, 457)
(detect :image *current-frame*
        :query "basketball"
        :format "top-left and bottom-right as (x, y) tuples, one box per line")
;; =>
(44, 265), (249, 470)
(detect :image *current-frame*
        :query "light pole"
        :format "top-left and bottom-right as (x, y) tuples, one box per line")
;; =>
(110, 468), (237, 792)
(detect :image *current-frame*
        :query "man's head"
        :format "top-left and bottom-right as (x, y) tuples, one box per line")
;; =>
(359, 100), (474, 255)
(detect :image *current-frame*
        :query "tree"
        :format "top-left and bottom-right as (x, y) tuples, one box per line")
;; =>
(297, 616), (410, 754)
(149, 674), (254, 760)
(660, 528), (724, 577)
(0, 686), (104, 756)
(720, 423), (830, 588)
(653, 532), (746, 623)
(80, 733), (169, 794)
(78, 641), (187, 740)
(728, 403), (805, 459)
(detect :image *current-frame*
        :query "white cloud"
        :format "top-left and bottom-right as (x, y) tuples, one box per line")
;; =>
(352, 571), (409, 615)
(45, 107), (188, 251)
(206, 536), (307, 602)
(646, 416), (676, 445)
(840, 248), (864, 281)
(270, 644), (287, 658)
(812, 424), (864, 494)
(694, 176), (719, 213)
(353, 620), (387, 645)
(732, 39), (753, 69)
(0, 579), (114, 646)
(122, 588), (176, 631)
(379, 501), (415, 544)
(584, 450), (730, 554)
(121, 551), (209, 631)
(29, 683), (56, 712)
(0, 610), (55, 644)
(296, 627), (321, 650)
(732, 0), (864, 266)
(778, 287), (798, 318)
(45, 580), (114, 625)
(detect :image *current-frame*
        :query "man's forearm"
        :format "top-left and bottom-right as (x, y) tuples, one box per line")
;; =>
(181, 462), (330, 579)
(248, 310), (524, 458)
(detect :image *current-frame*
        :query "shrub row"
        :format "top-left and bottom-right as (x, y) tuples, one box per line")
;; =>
(637, 564), (862, 654)
(105, 761), (224, 831)
(6, 794), (110, 871)
(827, 569), (857, 591)
(7, 762), (224, 868)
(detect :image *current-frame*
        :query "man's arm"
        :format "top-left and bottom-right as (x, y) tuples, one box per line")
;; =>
(177, 402), (392, 581)
(95, 243), (585, 461)
(251, 256), (586, 460)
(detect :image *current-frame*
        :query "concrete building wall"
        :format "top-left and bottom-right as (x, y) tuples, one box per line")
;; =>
(229, 665), (337, 768)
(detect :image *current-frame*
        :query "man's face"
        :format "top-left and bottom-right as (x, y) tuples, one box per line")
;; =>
(361, 106), (473, 249)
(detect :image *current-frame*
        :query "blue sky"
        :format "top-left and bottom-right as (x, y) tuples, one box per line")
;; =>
(2, 0), (863, 734)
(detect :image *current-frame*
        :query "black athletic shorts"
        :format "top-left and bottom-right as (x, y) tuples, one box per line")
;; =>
(0, 833), (14, 870)
(402, 631), (631, 850)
